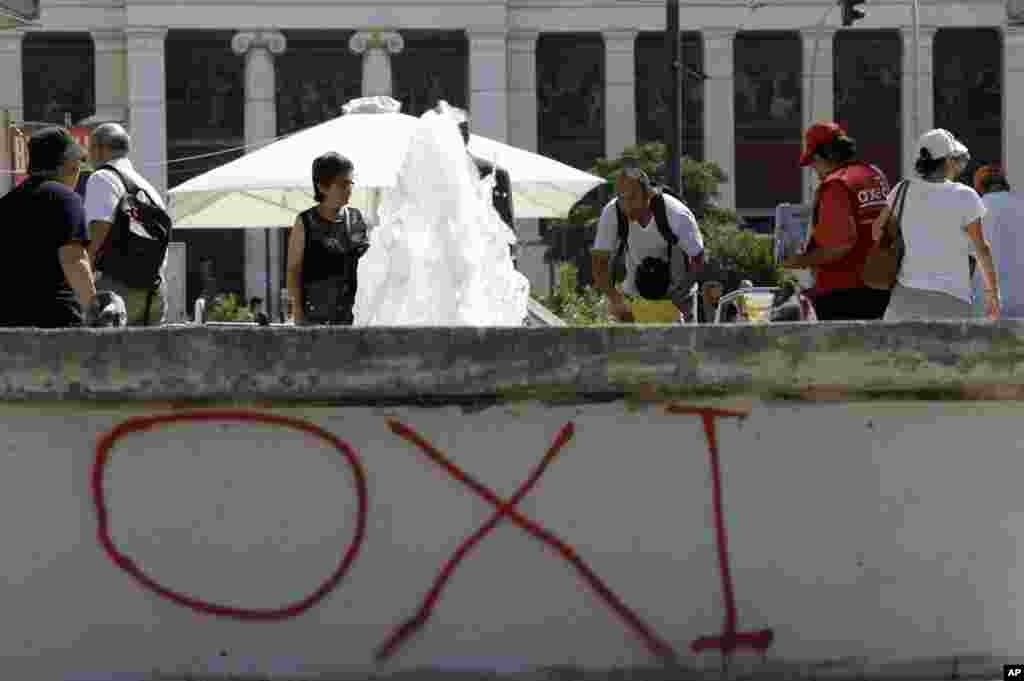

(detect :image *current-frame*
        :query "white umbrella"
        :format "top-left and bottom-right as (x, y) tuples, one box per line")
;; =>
(168, 98), (605, 227)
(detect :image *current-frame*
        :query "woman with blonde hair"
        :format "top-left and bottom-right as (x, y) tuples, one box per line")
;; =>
(872, 129), (1000, 320)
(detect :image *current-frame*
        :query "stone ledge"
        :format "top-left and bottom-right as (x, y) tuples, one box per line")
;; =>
(2, 321), (1024, 403)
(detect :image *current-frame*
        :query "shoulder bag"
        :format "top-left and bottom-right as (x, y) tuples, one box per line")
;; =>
(863, 180), (910, 291)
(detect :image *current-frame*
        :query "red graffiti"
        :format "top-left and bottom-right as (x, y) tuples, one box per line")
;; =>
(665, 404), (775, 658)
(92, 410), (369, 621)
(380, 419), (678, 663)
(92, 406), (772, 663)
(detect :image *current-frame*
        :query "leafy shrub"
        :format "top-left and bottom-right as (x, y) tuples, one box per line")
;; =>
(205, 293), (255, 323)
(539, 263), (612, 326)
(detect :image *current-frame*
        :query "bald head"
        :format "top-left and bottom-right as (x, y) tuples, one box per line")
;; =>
(91, 123), (131, 163)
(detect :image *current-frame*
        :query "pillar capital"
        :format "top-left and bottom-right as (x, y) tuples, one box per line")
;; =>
(508, 29), (539, 46)
(124, 27), (168, 53)
(90, 28), (125, 51)
(602, 29), (638, 46)
(348, 30), (403, 56)
(232, 30), (287, 57)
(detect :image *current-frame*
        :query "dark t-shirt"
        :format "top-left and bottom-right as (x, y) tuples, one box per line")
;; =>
(0, 178), (90, 327)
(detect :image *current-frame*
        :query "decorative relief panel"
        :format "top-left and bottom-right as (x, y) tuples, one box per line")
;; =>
(636, 32), (703, 160)
(22, 32), (95, 125)
(391, 30), (468, 117)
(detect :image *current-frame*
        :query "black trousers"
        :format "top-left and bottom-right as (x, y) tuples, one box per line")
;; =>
(810, 287), (891, 321)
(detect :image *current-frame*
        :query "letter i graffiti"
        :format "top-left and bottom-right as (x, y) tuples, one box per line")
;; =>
(666, 404), (775, 661)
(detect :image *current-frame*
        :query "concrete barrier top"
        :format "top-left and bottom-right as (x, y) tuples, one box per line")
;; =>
(8, 319), (1024, 403)
(3, 321), (1024, 403)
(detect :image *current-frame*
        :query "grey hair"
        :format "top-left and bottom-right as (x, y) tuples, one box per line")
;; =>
(92, 123), (131, 158)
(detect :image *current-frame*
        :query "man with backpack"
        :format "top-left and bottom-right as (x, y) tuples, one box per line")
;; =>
(85, 123), (172, 326)
(591, 163), (705, 322)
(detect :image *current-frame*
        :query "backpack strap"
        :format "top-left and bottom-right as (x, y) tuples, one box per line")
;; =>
(98, 163), (140, 200)
(614, 197), (630, 263)
(651, 191), (678, 267)
(97, 163), (169, 243)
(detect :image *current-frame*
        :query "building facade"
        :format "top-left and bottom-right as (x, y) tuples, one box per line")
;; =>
(0, 0), (1018, 311)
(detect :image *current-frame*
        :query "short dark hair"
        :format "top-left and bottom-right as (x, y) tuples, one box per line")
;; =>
(815, 135), (857, 164)
(312, 152), (354, 202)
(914, 147), (946, 179)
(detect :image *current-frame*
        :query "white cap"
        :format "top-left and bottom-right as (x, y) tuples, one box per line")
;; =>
(919, 128), (969, 161)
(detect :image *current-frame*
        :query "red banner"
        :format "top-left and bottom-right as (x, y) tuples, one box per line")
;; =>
(9, 125), (91, 187)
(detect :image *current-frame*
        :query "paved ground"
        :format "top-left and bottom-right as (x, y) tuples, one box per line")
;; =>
(152, 656), (1012, 681)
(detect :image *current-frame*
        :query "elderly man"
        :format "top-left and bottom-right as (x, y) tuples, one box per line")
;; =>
(85, 122), (169, 326)
(591, 165), (705, 323)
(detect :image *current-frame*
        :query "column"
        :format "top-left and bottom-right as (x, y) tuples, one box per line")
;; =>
(88, 29), (129, 125)
(125, 27), (168, 197)
(348, 30), (404, 98)
(703, 29), (736, 211)
(1004, 27), (1024, 181)
(0, 29), (25, 197)
(901, 26), (935, 180)
(232, 30), (287, 318)
(507, 30), (547, 294)
(802, 27), (835, 202)
(507, 30), (539, 153)
(468, 27), (509, 142)
(603, 29), (637, 161)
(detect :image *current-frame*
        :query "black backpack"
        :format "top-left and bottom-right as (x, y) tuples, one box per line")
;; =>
(612, 186), (690, 299)
(95, 164), (172, 290)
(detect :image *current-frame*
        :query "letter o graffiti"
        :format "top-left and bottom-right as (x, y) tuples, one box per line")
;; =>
(92, 410), (369, 621)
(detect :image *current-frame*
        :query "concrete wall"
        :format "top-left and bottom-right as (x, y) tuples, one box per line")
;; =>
(1, 323), (1023, 680)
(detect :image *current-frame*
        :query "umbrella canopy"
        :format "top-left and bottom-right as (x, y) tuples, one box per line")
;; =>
(168, 103), (604, 228)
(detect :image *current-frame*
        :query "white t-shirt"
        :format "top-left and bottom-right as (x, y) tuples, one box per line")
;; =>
(593, 193), (704, 297)
(887, 178), (985, 304)
(84, 157), (168, 279)
(972, 190), (1024, 314)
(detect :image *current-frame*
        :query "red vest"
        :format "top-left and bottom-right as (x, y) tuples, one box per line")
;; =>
(811, 162), (891, 291)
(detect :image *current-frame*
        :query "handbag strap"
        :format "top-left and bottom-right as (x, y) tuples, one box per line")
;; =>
(887, 180), (910, 242)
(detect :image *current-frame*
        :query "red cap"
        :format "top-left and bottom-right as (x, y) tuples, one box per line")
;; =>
(799, 122), (845, 167)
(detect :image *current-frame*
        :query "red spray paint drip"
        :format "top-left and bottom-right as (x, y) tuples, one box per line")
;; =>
(93, 410), (369, 621)
(665, 404), (775, 658)
(379, 419), (678, 664)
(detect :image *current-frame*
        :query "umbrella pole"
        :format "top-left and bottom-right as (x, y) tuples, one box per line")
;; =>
(265, 227), (272, 319)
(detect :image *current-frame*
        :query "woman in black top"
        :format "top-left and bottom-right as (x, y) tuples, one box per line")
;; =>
(287, 153), (369, 325)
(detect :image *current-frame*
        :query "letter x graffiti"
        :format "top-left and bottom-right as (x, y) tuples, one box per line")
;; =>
(379, 419), (678, 663)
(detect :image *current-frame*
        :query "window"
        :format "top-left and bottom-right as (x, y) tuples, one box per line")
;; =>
(391, 30), (468, 117)
(537, 33), (605, 285)
(635, 32), (703, 160)
(834, 30), (902, 185)
(166, 30), (246, 310)
(734, 32), (802, 212)
(276, 30), (363, 135)
(22, 32), (94, 125)
(537, 33), (605, 171)
(933, 28), (1002, 183)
